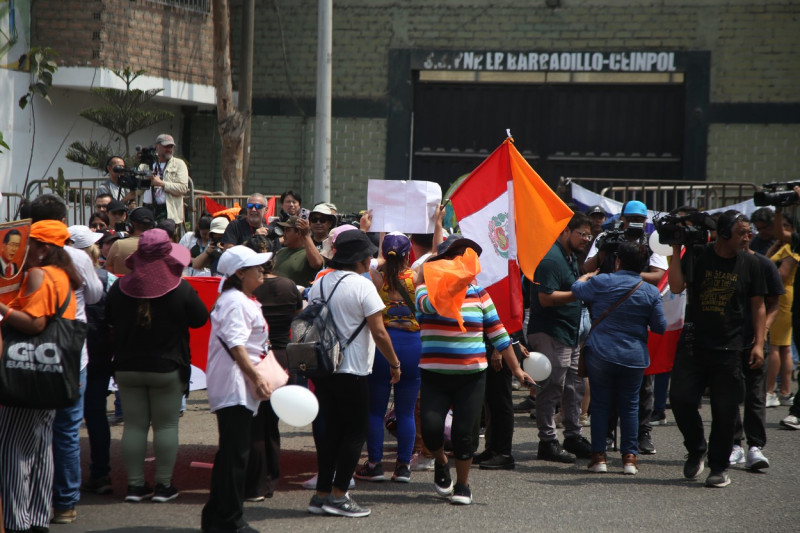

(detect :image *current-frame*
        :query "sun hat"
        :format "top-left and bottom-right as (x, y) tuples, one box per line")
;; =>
(119, 229), (191, 299)
(310, 202), (338, 225)
(622, 200), (648, 217)
(30, 220), (71, 248)
(320, 225), (358, 260)
(331, 230), (377, 264)
(382, 231), (411, 258)
(68, 225), (103, 249)
(216, 245), (273, 292)
(430, 233), (482, 261)
(209, 217), (229, 235)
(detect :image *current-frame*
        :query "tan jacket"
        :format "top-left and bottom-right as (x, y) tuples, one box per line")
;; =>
(138, 156), (189, 223)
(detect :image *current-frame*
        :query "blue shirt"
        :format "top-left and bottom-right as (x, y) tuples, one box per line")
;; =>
(571, 270), (667, 369)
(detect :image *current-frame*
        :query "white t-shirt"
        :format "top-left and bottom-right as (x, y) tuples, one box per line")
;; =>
(586, 233), (668, 271)
(306, 270), (385, 376)
(64, 246), (103, 371)
(206, 289), (269, 414)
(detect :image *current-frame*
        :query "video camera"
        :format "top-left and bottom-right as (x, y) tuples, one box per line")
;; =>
(112, 166), (152, 190)
(136, 145), (158, 167)
(753, 181), (800, 208)
(594, 222), (646, 253)
(654, 212), (716, 246)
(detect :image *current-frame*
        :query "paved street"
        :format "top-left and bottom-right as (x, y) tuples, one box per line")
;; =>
(54, 389), (797, 532)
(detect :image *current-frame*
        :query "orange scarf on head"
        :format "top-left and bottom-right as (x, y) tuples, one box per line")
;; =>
(422, 247), (481, 332)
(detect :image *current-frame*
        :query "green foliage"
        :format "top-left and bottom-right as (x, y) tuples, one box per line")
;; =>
(19, 47), (59, 110)
(0, 132), (8, 153)
(65, 141), (116, 172)
(46, 167), (91, 204)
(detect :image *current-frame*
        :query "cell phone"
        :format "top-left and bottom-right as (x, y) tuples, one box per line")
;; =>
(523, 378), (543, 390)
(299, 208), (310, 220)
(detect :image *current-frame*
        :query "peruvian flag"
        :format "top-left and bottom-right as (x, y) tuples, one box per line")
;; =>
(646, 253), (686, 375)
(449, 137), (573, 332)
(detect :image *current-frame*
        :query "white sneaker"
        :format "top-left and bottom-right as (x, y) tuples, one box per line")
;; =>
(302, 473), (355, 490)
(779, 393), (795, 406)
(765, 392), (780, 408)
(729, 444), (745, 465)
(579, 413), (591, 427)
(745, 446), (769, 470)
(780, 414), (800, 430)
(410, 453), (435, 472)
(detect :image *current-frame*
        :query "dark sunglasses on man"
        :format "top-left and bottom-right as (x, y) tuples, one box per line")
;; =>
(247, 203), (265, 210)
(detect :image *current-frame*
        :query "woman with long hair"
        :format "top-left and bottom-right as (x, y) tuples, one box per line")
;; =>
(105, 229), (208, 503)
(355, 232), (421, 483)
(0, 220), (82, 532)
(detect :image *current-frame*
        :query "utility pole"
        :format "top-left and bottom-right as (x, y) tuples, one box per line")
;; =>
(239, 0), (255, 190)
(313, 0), (332, 203)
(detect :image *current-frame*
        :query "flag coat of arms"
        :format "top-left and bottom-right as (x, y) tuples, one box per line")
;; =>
(449, 138), (573, 332)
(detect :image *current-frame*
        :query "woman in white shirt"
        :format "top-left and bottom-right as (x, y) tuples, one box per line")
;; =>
(201, 245), (272, 533)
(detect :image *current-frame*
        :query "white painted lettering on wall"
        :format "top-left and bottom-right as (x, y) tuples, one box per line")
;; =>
(422, 51), (677, 72)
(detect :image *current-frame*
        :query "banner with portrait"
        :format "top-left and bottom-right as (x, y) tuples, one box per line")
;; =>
(0, 219), (31, 305)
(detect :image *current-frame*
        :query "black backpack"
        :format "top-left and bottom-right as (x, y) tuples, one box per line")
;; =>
(286, 273), (366, 378)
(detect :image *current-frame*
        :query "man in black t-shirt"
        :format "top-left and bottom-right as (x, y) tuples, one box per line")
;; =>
(667, 210), (766, 488)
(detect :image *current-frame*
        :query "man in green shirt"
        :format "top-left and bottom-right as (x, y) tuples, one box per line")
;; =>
(273, 215), (324, 287)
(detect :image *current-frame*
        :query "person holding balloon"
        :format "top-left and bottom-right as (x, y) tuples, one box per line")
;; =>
(201, 245), (274, 533)
(416, 235), (534, 506)
(571, 241), (666, 475)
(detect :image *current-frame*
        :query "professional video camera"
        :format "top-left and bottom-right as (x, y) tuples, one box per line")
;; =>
(112, 166), (152, 190)
(654, 212), (716, 246)
(594, 222), (646, 253)
(136, 145), (158, 167)
(753, 181), (800, 207)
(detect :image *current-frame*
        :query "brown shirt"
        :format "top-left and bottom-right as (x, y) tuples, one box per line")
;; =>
(106, 235), (140, 275)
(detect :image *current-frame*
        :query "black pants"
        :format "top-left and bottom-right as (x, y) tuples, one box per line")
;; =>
(420, 369), (486, 461)
(733, 350), (767, 448)
(670, 347), (744, 473)
(313, 373), (369, 493)
(202, 405), (254, 532)
(244, 400), (281, 498)
(482, 360), (514, 456)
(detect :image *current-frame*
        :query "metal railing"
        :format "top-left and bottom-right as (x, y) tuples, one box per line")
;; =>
(559, 177), (759, 213)
(143, 0), (211, 15)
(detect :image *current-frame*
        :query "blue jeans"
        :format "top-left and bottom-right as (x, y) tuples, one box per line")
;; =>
(653, 371), (671, 412)
(84, 364), (112, 478)
(367, 328), (421, 464)
(53, 367), (87, 511)
(586, 354), (643, 456)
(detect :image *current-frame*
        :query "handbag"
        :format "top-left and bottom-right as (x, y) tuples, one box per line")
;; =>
(0, 273), (88, 409)
(578, 280), (644, 378)
(217, 336), (288, 400)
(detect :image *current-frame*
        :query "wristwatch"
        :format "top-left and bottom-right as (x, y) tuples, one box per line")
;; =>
(390, 362), (401, 369)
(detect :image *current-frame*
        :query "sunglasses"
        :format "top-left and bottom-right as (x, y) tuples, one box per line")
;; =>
(309, 216), (328, 223)
(247, 203), (265, 210)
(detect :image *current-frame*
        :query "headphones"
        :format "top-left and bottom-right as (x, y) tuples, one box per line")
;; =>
(717, 210), (745, 240)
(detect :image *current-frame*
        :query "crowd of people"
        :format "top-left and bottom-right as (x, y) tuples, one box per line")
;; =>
(0, 136), (798, 531)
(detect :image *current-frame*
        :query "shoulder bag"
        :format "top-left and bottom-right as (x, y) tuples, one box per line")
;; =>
(217, 336), (289, 400)
(578, 280), (644, 378)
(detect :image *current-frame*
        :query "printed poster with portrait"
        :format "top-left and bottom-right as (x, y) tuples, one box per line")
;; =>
(0, 219), (32, 305)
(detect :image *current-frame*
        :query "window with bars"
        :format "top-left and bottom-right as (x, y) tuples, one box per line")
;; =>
(143, 0), (211, 15)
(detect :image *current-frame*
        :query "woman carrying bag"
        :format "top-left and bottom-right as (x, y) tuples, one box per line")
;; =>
(0, 220), (81, 532)
(106, 228), (209, 503)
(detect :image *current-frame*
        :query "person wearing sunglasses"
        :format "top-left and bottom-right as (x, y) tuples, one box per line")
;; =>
(308, 202), (338, 248)
(221, 193), (271, 248)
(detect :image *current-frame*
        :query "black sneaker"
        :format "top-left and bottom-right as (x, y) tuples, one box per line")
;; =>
(433, 460), (454, 497)
(354, 461), (386, 481)
(478, 454), (515, 470)
(704, 470), (731, 488)
(450, 482), (472, 505)
(307, 494), (325, 515)
(392, 463), (411, 483)
(322, 494), (371, 517)
(537, 440), (576, 463)
(638, 431), (656, 455)
(152, 482), (179, 503)
(514, 396), (536, 412)
(650, 411), (668, 426)
(683, 452), (706, 479)
(124, 483), (154, 502)
(81, 475), (112, 495)
(563, 436), (592, 459)
(472, 449), (494, 464)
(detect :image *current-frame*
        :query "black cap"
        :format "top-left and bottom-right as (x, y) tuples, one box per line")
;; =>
(430, 233), (482, 261)
(129, 207), (155, 225)
(586, 205), (605, 216)
(108, 199), (126, 213)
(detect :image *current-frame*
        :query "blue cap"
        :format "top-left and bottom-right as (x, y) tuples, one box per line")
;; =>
(622, 200), (648, 217)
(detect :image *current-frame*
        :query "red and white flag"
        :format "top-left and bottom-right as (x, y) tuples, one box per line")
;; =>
(449, 138), (573, 332)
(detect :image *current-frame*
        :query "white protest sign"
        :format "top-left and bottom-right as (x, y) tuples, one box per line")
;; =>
(367, 180), (442, 233)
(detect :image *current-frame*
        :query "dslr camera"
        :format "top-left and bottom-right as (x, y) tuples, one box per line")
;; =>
(753, 181), (800, 207)
(654, 212), (716, 246)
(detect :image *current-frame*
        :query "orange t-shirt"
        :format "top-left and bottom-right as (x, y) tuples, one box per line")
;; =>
(9, 265), (77, 320)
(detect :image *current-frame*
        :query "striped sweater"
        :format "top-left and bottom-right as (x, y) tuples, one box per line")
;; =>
(415, 284), (511, 374)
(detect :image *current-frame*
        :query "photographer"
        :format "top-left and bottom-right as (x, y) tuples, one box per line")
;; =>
(222, 193), (270, 248)
(584, 201), (667, 285)
(107, 200), (128, 232)
(97, 156), (136, 207)
(668, 210), (766, 488)
(139, 134), (189, 224)
(273, 215), (323, 287)
(192, 217), (230, 276)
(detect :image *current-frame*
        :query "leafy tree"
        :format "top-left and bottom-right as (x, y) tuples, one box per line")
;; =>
(66, 67), (173, 170)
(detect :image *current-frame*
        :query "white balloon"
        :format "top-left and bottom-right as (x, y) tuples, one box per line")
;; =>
(270, 385), (319, 427)
(649, 231), (673, 257)
(523, 352), (552, 382)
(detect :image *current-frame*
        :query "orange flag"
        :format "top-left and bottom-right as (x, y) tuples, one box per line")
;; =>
(422, 248), (481, 332)
(508, 140), (574, 280)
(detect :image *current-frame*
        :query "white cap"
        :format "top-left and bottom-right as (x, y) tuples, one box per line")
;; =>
(216, 246), (272, 277)
(68, 225), (103, 249)
(210, 216), (230, 234)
